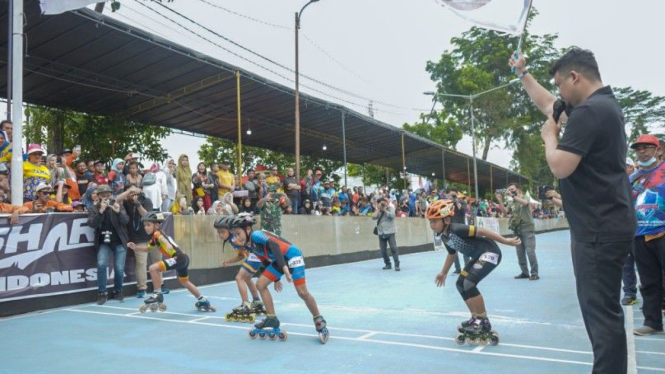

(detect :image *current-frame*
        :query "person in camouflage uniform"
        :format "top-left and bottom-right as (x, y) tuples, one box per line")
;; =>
(256, 185), (290, 236)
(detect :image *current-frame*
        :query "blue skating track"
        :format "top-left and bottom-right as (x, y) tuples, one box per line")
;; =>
(1, 231), (663, 373)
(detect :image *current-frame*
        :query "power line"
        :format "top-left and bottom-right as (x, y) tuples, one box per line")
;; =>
(145, 1), (411, 113)
(129, 2), (402, 116)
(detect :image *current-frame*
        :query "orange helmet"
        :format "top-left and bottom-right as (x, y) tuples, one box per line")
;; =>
(425, 200), (455, 219)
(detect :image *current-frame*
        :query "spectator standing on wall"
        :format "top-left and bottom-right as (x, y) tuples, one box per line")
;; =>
(243, 168), (259, 208)
(162, 158), (176, 213)
(175, 154), (193, 207)
(283, 167), (301, 214)
(23, 144), (50, 203)
(87, 184), (129, 305)
(257, 185), (289, 236)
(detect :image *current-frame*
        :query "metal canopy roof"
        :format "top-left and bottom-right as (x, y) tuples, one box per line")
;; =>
(0, 0), (526, 194)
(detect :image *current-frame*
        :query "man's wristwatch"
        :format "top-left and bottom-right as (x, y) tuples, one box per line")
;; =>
(518, 70), (529, 80)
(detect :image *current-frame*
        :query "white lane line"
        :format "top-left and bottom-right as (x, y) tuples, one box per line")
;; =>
(472, 345), (485, 353)
(0, 309), (61, 321)
(358, 332), (378, 340)
(626, 305), (637, 374)
(189, 317), (210, 323)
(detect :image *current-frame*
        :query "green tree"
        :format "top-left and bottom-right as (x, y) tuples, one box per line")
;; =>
(347, 163), (409, 191)
(613, 87), (665, 143)
(24, 105), (171, 163)
(197, 137), (343, 182)
(402, 111), (463, 149)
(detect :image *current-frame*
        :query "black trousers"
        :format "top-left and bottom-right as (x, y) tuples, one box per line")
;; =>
(571, 239), (630, 374)
(633, 235), (665, 330)
(379, 233), (399, 266)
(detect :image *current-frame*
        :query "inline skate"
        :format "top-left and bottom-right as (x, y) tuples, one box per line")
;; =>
(139, 292), (167, 313)
(226, 302), (255, 323)
(455, 318), (499, 346)
(195, 296), (216, 312)
(314, 315), (329, 344)
(250, 300), (266, 315)
(249, 316), (287, 341)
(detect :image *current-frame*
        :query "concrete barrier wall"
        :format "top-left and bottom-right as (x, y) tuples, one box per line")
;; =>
(173, 216), (568, 270)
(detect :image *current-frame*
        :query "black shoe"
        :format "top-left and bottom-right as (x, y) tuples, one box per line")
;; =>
(114, 290), (124, 301)
(529, 274), (540, 281)
(382, 264), (392, 270)
(395, 265), (400, 272)
(96, 293), (107, 305)
(514, 273), (529, 279)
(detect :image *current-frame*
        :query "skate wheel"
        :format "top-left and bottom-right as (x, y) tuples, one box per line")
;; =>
(479, 336), (488, 346)
(139, 304), (148, 313)
(268, 332), (276, 340)
(259, 331), (267, 340)
(239, 316), (246, 323)
(232, 316), (239, 322)
(278, 331), (287, 341)
(455, 333), (465, 346)
(489, 331), (500, 346)
(158, 304), (167, 312)
(249, 329), (258, 339)
(225, 313), (233, 322)
(467, 337), (478, 346)
(248, 314), (256, 323)
(150, 304), (158, 312)
(196, 306), (202, 311)
(318, 328), (329, 344)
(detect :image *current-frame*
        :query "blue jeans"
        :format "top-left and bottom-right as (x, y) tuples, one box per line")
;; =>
(291, 196), (299, 215)
(622, 249), (637, 298)
(97, 243), (127, 294)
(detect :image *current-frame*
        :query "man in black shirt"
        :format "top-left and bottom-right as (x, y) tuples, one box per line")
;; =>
(510, 48), (636, 374)
(283, 167), (301, 214)
(117, 186), (161, 298)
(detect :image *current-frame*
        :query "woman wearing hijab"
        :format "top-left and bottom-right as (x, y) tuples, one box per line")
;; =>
(143, 163), (167, 211)
(175, 154), (192, 207)
(162, 158), (176, 212)
(81, 186), (98, 211)
(107, 158), (126, 197)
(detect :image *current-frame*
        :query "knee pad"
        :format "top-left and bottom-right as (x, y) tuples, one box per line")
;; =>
(462, 277), (480, 299)
(456, 277), (468, 300)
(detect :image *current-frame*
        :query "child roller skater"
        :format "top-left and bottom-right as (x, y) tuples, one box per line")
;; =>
(127, 212), (215, 313)
(214, 214), (280, 323)
(427, 200), (521, 346)
(229, 214), (329, 343)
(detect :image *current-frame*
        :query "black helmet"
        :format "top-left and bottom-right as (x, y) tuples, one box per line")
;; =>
(214, 216), (235, 230)
(231, 213), (256, 229)
(141, 212), (165, 223)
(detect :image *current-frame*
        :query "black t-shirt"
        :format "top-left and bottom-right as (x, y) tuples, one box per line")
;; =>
(76, 174), (94, 196)
(452, 199), (466, 224)
(124, 198), (153, 242)
(438, 223), (499, 260)
(100, 209), (121, 245)
(556, 86), (636, 242)
(283, 176), (300, 199)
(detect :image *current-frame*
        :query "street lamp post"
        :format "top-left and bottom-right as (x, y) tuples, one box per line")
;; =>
(295, 0), (320, 182)
(424, 78), (519, 200)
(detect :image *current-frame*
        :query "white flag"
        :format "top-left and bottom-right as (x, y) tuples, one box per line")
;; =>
(435, 0), (532, 36)
(40, 0), (102, 15)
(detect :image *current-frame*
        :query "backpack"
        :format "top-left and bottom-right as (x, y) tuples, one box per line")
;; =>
(142, 172), (156, 186)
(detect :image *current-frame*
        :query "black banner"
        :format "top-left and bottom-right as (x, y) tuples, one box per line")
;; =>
(0, 212), (174, 302)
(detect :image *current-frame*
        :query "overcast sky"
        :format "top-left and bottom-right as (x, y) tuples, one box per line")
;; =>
(103, 0), (665, 172)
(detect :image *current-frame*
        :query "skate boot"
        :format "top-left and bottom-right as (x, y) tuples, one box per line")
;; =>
(226, 301), (255, 323)
(456, 318), (498, 346)
(458, 316), (476, 330)
(195, 296), (216, 312)
(250, 300), (266, 315)
(140, 292), (166, 313)
(249, 316), (286, 341)
(314, 315), (329, 344)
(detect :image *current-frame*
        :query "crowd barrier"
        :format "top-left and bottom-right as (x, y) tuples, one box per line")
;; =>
(0, 213), (568, 316)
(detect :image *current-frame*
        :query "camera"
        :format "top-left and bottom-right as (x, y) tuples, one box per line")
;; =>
(108, 198), (116, 206)
(495, 188), (507, 195)
(137, 193), (146, 204)
(102, 230), (112, 244)
(539, 185), (554, 200)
